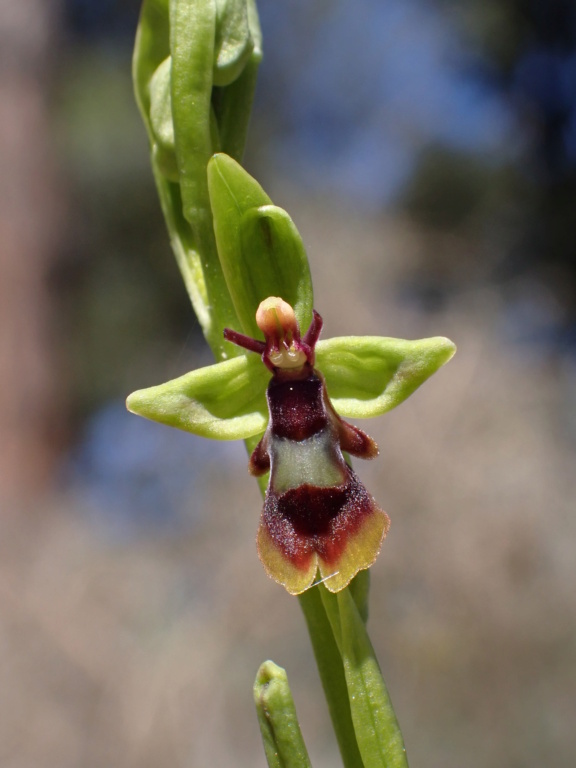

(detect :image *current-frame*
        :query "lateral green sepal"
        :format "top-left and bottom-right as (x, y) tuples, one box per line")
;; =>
(126, 353), (269, 440)
(317, 335), (456, 418)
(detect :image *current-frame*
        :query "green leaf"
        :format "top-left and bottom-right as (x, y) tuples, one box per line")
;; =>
(319, 587), (409, 768)
(337, 589), (409, 768)
(246, 0), (263, 55)
(126, 354), (269, 440)
(349, 567), (371, 624)
(133, 0), (243, 356)
(254, 661), (312, 768)
(317, 335), (456, 418)
(298, 588), (364, 768)
(208, 153), (314, 340)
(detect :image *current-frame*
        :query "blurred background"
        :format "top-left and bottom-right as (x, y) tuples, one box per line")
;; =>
(1, 0), (575, 765)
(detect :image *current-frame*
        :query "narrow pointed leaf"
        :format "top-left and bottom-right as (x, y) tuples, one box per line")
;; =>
(317, 336), (456, 418)
(254, 661), (312, 768)
(337, 588), (409, 768)
(247, 0), (263, 57)
(349, 567), (371, 624)
(126, 354), (269, 440)
(320, 587), (409, 768)
(170, 1), (242, 354)
(299, 588), (364, 768)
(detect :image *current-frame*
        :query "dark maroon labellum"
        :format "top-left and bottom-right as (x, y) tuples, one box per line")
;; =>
(224, 297), (389, 594)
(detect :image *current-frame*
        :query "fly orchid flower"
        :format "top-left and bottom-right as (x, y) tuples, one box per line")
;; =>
(223, 297), (389, 594)
(127, 291), (455, 595)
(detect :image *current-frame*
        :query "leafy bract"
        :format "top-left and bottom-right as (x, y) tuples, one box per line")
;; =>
(208, 154), (314, 341)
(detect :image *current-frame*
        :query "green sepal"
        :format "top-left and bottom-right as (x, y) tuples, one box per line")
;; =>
(126, 354), (269, 440)
(126, 333), (455, 440)
(254, 661), (312, 768)
(208, 153), (314, 341)
(317, 335), (456, 418)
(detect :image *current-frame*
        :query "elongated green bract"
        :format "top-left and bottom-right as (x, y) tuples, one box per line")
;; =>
(254, 661), (312, 768)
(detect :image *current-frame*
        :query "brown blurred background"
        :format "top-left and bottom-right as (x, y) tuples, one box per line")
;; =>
(1, 0), (575, 766)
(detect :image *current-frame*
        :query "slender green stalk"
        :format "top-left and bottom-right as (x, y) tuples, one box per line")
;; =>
(320, 587), (409, 768)
(212, 51), (261, 161)
(299, 586), (364, 768)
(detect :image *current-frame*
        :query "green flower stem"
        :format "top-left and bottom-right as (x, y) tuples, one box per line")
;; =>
(320, 586), (409, 768)
(213, 0), (262, 162)
(133, 0), (266, 358)
(169, 0), (215, 229)
(133, 0), (213, 330)
(213, 50), (261, 162)
(348, 568), (371, 624)
(254, 661), (313, 768)
(152, 170), (215, 333)
(169, 0), (240, 357)
(298, 587), (364, 768)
